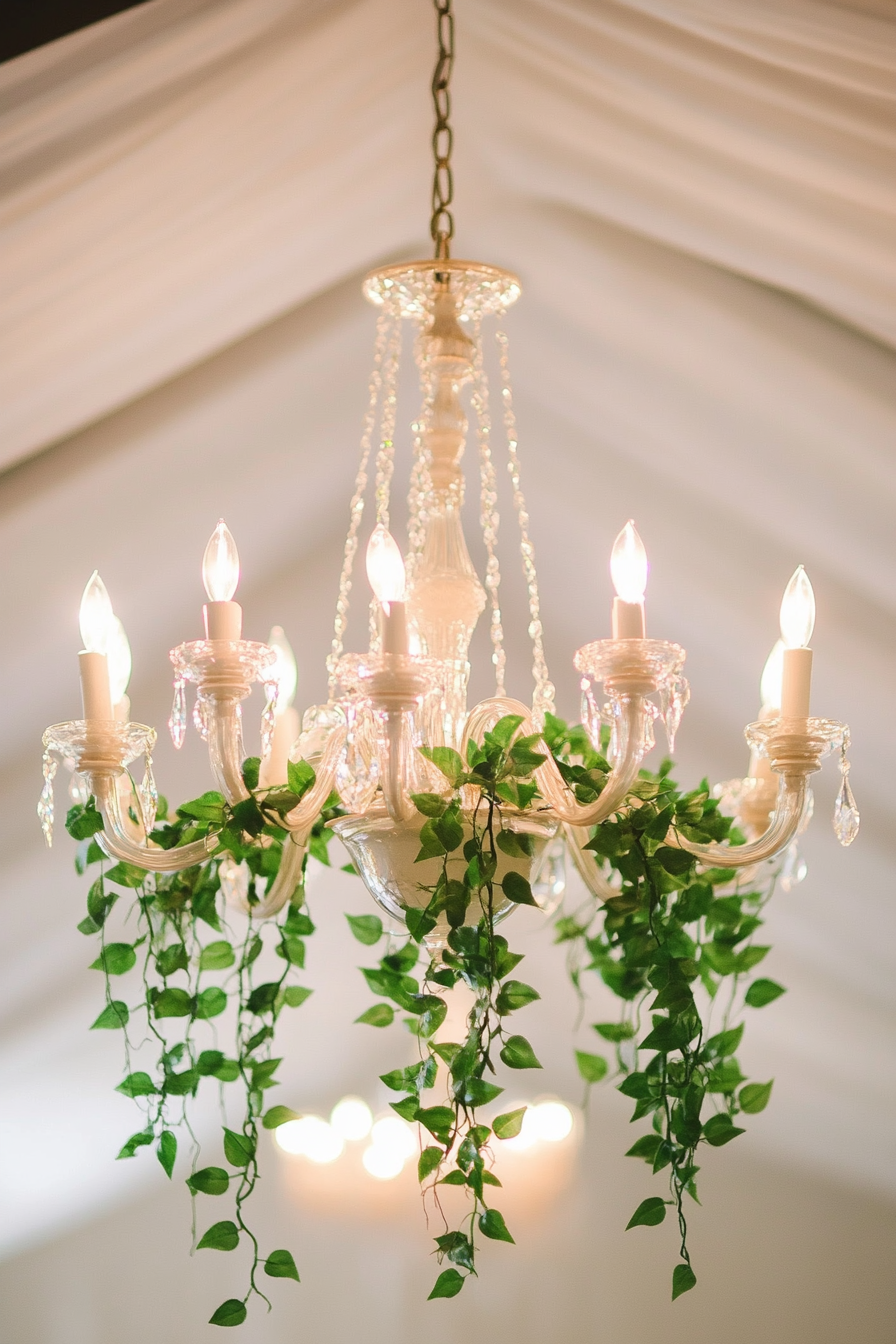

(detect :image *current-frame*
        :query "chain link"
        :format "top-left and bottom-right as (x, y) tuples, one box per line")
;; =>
(430, 0), (455, 260)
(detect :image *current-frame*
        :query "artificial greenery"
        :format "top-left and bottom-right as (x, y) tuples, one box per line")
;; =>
(67, 709), (786, 1319)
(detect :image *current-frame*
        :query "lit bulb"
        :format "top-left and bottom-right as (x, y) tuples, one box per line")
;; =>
(759, 639), (784, 711)
(779, 566), (815, 649)
(529, 1101), (573, 1143)
(330, 1096), (372, 1142)
(366, 524), (406, 609)
(362, 1145), (404, 1180)
(267, 626), (297, 710)
(274, 1115), (343, 1163)
(106, 616), (132, 705)
(369, 1116), (417, 1162)
(610, 521), (648, 604)
(79, 571), (116, 654)
(202, 519), (240, 602)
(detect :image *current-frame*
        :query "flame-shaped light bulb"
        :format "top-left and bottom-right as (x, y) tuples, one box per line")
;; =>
(779, 565), (815, 649)
(611, 521), (648, 604)
(202, 520), (240, 603)
(107, 616), (132, 706)
(759, 639), (784, 712)
(366, 525), (407, 611)
(267, 626), (297, 711)
(79, 570), (115, 653)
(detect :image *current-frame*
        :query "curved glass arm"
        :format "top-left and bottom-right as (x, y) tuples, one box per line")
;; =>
(91, 773), (219, 872)
(224, 836), (307, 920)
(207, 698), (250, 805)
(462, 695), (649, 827)
(381, 713), (415, 823)
(672, 776), (807, 868)
(281, 727), (348, 833)
(564, 823), (619, 902)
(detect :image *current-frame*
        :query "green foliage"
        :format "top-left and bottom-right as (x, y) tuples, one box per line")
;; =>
(264, 1249), (300, 1282)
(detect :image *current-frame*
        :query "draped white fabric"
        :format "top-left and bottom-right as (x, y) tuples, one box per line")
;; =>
(0, 0), (894, 1315)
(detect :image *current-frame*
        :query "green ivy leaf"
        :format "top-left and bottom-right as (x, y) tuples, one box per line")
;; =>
(90, 943), (136, 976)
(672, 1263), (697, 1300)
(418, 745), (465, 785)
(247, 982), (279, 1015)
(287, 759), (316, 799)
(265, 1249), (300, 1281)
(625, 1134), (663, 1162)
(345, 913), (384, 945)
(479, 1208), (514, 1243)
(418, 1146), (443, 1182)
(276, 936), (305, 967)
(355, 1003), (394, 1027)
(702, 1114), (745, 1147)
(493, 1107), (526, 1140)
(197, 1220), (239, 1251)
(196, 1050), (225, 1076)
(626, 1197), (667, 1229)
(410, 792), (448, 817)
(459, 1078), (504, 1106)
(739, 1080), (773, 1114)
(417, 1105), (454, 1141)
(199, 940), (235, 971)
(223, 1128), (255, 1168)
(66, 800), (104, 840)
(153, 987), (193, 1019)
(103, 861), (147, 889)
(391, 1096), (421, 1122)
(156, 1130), (177, 1179)
(262, 1106), (301, 1130)
(155, 943), (189, 978)
(500, 1035), (542, 1070)
(241, 757), (260, 790)
(208, 1298), (247, 1327)
(655, 846), (696, 877)
(428, 1268), (465, 1300)
(593, 1021), (635, 1042)
(116, 1071), (156, 1098)
(282, 985), (313, 1009)
(575, 1050), (608, 1084)
(116, 1128), (153, 1159)
(745, 978), (786, 1008)
(501, 871), (537, 906)
(90, 1000), (129, 1030)
(495, 980), (540, 1014)
(187, 1167), (229, 1196)
(177, 792), (227, 824)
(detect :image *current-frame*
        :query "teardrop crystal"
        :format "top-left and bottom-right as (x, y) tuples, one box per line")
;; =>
(531, 837), (566, 915)
(192, 695), (209, 741)
(833, 774), (860, 846)
(69, 771), (90, 805)
(139, 753), (158, 834)
(169, 679), (186, 749)
(660, 675), (690, 754)
(38, 752), (57, 848)
(261, 686), (278, 758)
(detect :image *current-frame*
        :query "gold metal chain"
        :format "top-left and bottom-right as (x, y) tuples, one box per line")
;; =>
(430, 0), (455, 260)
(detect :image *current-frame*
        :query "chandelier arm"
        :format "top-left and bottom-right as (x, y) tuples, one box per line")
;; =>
(90, 772), (220, 872)
(382, 712), (416, 823)
(279, 726), (349, 833)
(564, 823), (620, 902)
(671, 776), (807, 868)
(226, 835), (307, 920)
(207, 698), (251, 805)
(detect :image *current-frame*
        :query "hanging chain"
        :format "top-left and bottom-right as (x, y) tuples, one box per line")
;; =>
(430, 0), (455, 260)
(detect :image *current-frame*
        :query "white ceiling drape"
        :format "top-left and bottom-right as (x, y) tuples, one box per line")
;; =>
(0, 0), (894, 1288)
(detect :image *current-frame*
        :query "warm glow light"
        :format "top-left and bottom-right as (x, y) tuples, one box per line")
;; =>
(362, 1145), (404, 1180)
(366, 524), (406, 608)
(779, 566), (815, 649)
(330, 1096), (372, 1142)
(107, 616), (133, 705)
(502, 1106), (537, 1152)
(610, 520), (648, 604)
(275, 1116), (343, 1163)
(79, 571), (116, 654)
(760, 639), (785, 711)
(267, 626), (298, 710)
(529, 1100), (573, 1143)
(202, 519), (240, 602)
(369, 1115), (417, 1162)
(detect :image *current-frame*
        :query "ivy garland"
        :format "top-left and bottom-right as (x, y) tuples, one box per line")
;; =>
(66, 712), (785, 1322)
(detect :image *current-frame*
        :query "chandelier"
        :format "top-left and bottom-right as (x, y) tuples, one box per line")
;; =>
(36, 0), (859, 1315)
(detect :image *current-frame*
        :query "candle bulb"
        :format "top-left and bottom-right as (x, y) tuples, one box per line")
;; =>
(749, 639), (784, 781)
(779, 566), (815, 720)
(202, 519), (242, 641)
(78, 571), (115, 721)
(108, 615), (133, 721)
(610, 520), (648, 639)
(261, 626), (299, 788)
(366, 524), (408, 656)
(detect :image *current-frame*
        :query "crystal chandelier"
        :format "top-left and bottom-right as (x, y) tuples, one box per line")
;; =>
(39, 0), (859, 934)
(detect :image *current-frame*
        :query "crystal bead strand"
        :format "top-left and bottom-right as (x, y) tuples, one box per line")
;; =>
(139, 751), (158, 834)
(327, 307), (393, 694)
(368, 312), (404, 649)
(470, 323), (506, 696)
(405, 329), (435, 586)
(38, 750), (57, 847)
(495, 328), (555, 718)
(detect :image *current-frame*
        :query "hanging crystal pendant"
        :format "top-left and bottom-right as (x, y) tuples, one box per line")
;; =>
(169, 678), (187, 749)
(192, 694), (209, 741)
(261, 686), (279, 759)
(218, 854), (250, 907)
(69, 770), (90, 805)
(833, 745), (860, 846)
(532, 836), (566, 914)
(139, 752), (158, 834)
(38, 751), (58, 848)
(779, 840), (808, 891)
(659, 674), (690, 754)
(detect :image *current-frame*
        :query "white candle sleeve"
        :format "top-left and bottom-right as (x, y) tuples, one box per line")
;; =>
(204, 601), (243, 641)
(79, 651), (113, 721)
(612, 597), (645, 640)
(380, 601), (409, 656)
(780, 647), (812, 719)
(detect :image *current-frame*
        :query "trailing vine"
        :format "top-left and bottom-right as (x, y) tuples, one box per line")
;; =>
(66, 758), (345, 1328)
(544, 712), (784, 1300)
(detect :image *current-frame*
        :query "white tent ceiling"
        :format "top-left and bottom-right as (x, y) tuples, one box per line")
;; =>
(0, 0), (894, 1330)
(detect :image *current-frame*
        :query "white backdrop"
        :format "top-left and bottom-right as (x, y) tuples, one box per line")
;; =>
(0, 1), (894, 1339)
